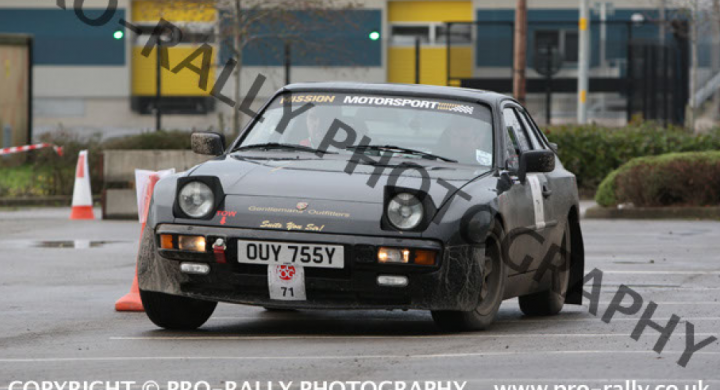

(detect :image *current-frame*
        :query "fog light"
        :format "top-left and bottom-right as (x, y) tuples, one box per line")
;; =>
(377, 275), (408, 287)
(413, 249), (437, 266)
(180, 262), (210, 275)
(378, 247), (410, 263)
(178, 235), (206, 252)
(160, 234), (174, 249)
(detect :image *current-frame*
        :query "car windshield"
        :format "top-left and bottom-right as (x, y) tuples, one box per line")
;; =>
(235, 93), (494, 166)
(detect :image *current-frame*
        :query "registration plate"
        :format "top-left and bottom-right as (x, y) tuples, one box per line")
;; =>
(268, 265), (306, 301)
(237, 240), (345, 269)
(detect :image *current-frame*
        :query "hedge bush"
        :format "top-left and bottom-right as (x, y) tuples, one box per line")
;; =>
(0, 129), (194, 197)
(595, 151), (720, 207)
(4, 124), (720, 198)
(1, 130), (106, 197)
(102, 130), (192, 150)
(544, 123), (720, 191)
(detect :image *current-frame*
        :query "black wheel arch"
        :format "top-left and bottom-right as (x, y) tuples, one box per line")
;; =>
(564, 205), (585, 305)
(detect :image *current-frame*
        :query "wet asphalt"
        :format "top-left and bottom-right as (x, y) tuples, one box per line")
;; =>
(1, 207), (718, 388)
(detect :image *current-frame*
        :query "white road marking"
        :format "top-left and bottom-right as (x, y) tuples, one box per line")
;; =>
(108, 333), (717, 341)
(598, 287), (720, 291)
(595, 301), (720, 305)
(210, 316), (423, 321)
(601, 270), (720, 275)
(1, 350), (719, 363)
(501, 317), (720, 322)
(208, 316), (720, 323)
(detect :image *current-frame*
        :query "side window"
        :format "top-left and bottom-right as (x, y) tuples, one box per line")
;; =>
(502, 108), (530, 170)
(503, 108), (532, 151)
(505, 126), (520, 171)
(516, 110), (546, 150)
(523, 109), (553, 148)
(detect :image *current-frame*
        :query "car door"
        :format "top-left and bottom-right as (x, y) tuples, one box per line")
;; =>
(499, 103), (554, 276)
(515, 107), (566, 250)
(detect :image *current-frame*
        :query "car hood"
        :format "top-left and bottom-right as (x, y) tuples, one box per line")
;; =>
(189, 153), (491, 203)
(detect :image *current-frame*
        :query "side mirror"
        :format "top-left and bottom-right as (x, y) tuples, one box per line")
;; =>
(518, 149), (555, 183)
(191, 131), (225, 156)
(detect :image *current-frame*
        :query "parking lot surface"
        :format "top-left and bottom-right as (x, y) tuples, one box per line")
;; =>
(1, 208), (718, 387)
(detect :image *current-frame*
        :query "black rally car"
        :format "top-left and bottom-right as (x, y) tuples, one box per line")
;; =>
(138, 83), (585, 331)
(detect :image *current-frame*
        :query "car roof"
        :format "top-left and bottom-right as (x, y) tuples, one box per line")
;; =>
(281, 82), (512, 106)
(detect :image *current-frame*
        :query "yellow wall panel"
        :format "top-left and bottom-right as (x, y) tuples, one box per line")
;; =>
(132, 0), (216, 22)
(388, 1), (472, 22)
(449, 46), (472, 79)
(388, 46), (472, 86)
(418, 47), (445, 86)
(388, 47), (416, 84)
(132, 47), (215, 96)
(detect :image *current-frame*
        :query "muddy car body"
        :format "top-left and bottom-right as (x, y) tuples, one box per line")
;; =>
(138, 82), (585, 331)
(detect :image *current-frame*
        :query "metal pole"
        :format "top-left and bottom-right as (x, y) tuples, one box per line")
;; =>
(659, 0), (666, 45)
(284, 42), (291, 85)
(642, 45), (649, 119)
(446, 22), (451, 86)
(27, 36), (33, 145)
(663, 45), (669, 127)
(658, 1), (667, 125)
(577, 0), (590, 123)
(649, 46), (657, 120)
(155, 43), (162, 132)
(600, 4), (607, 70)
(513, 0), (527, 104)
(688, 3), (698, 131)
(415, 37), (421, 84)
(626, 22), (634, 123)
(599, 3), (607, 116)
(546, 59), (552, 125)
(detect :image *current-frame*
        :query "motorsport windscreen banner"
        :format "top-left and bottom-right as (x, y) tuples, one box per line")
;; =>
(275, 93), (485, 118)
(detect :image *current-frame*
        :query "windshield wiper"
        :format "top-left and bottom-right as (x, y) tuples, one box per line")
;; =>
(345, 144), (457, 163)
(234, 142), (337, 155)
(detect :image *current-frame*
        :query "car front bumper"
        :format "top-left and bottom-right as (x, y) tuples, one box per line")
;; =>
(137, 224), (486, 311)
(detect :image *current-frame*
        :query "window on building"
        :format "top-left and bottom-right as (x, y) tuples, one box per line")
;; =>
(390, 23), (472, 46)
(563, 31), (579, 62)
(535, 30), (560, 52)
(390, 25), (431, 45)
(534, 29), (578, 64)
(132, 24), (215, 46)
(435, 23), (472, 44)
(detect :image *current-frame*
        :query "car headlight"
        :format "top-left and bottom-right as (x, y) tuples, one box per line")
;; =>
(178, 181), (214, 218)
(387, 193), (424, 230)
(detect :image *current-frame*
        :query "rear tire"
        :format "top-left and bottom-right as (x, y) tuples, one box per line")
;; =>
(140, 290), (217, 330)
(518, 218), (571, 316)
(431, 222), (507, 332)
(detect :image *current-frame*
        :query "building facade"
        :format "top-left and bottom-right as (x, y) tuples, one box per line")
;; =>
(0, 0), (665, 139)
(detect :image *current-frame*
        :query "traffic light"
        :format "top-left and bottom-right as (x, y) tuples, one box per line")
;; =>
(368, 30), (380, 41)
(113, 30), (124, 40)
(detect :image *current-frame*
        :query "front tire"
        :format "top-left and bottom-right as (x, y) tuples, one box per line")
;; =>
(140, 290), (217, 330)
(431, 222), (507, 332)
(518, 218), (571, 316)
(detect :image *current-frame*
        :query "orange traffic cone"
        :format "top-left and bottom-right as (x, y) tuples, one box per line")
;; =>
(70, 150), (95, 220)
(114, 267), (145, 312)
(115, 173), (160, 311)
(115, 173), (160, 312)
